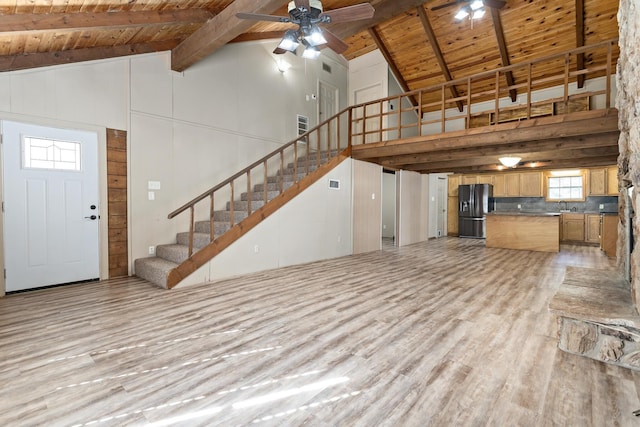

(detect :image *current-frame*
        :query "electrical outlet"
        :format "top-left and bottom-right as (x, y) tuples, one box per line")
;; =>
(599, 204), (604, 210)
(148, 246), (155, 255)
(517, 204), (521, 209)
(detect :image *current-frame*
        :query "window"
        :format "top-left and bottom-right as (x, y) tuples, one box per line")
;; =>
(22, 137), (82, 171)
(547, 172), (584, 201)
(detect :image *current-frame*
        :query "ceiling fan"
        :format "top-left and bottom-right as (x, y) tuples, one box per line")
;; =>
(431, 0), (506, 12)
(236, 0), (375, 59)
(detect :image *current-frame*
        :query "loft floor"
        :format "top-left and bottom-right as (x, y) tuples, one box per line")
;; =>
(0, 238), (636, 426)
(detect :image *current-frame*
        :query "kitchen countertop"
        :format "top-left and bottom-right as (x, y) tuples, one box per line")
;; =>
(488, 211), (617, 216)
(487, 211), (560, 216)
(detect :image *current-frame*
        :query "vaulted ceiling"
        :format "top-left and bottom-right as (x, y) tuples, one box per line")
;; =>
(0, 0), (621, 173)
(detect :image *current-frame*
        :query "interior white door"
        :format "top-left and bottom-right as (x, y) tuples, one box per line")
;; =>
(2, 121), (100, 292)
(318, 81), (339, 152)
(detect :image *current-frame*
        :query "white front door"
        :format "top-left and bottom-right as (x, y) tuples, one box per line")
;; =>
(2, 121), (100, 292)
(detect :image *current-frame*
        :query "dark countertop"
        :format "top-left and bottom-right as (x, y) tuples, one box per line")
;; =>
(487, 212), (560, 217)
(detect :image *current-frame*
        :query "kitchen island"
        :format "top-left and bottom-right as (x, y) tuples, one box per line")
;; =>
(486, 212), (561, 252)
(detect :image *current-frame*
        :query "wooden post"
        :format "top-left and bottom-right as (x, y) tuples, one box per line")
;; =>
(189, 206), (194, 257)
(494, 71), (500, 125)
(606, 42), (612, 108)
(229, 181), (235, 227)
(527, 63), (532, 119)
(246, 170), (252, 215)
(263, 160), (268, 203)
(466, 77), (471, 129)
(280, 151), (284, 193)
(441, 85), (446, 133)
(209, 193), (214, 242)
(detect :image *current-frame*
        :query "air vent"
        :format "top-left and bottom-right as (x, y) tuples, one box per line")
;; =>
(329, 179), (340, 190)
(322, 62), (332, 73)
(297, 114), (309, 136)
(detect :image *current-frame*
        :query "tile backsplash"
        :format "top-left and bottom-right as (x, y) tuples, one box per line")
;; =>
(493, 196), (618, 213)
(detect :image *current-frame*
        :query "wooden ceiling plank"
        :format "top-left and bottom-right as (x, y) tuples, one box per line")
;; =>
(330, 0), (433, 40)
(230, 31), (288, 43)
(416, 155), (620, 174)
(490, 7), (517, 102)
(171, 0), (285, 72)
(0, 40), (178, 72)
(576, 0), (586, 88)
(416, 5), (464, 112)
(0, 9), (213, 33)
(395, 145), (620, 171)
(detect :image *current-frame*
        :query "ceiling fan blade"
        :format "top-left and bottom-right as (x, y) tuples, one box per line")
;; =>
(236, 12), (290, 23)
(431, 1), (465, 12)
(294, 0), (311, 11)
(320, 3), (375, 23)
(483, 0), (506, 9)
(321, 28), (349, 54)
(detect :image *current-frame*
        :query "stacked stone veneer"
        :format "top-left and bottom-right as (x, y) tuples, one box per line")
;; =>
(550, 267), (640, 371)
(617, 0), (640, 309)
(558, 318), (640, 370)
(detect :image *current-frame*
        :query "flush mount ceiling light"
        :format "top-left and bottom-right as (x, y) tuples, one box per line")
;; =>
(499, 156), (522, 168)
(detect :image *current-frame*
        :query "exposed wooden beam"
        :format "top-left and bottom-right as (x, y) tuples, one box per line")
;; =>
(490, 7), (517, 102)
(230, 31), (288, 43)
(576, 0), (586, 88)
(378, 132), (620, 166)
(0, 9), (212, 33)
(171, 0), (285, 72)
(368, 27), (418, 108)
(0, 41), (178, 72)
(416, 6), (464, 112)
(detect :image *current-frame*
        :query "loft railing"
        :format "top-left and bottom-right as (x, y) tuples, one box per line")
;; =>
(166, 38), (617, 262)
(349, 38), (618, 146)
(167, 108), (352, 257)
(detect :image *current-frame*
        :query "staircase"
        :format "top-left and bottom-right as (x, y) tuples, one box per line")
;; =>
(134, 148), (348, 289)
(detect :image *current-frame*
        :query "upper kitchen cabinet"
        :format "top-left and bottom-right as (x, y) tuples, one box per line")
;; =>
(461, 175), (478, 185)
(607, 166), (619, 195)
(448, 175), (461, 196)
(588, 166), (618, 196)
(519, 172), (544, 197)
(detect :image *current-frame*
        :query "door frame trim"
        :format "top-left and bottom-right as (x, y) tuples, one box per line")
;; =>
(0, 114), (110, 296)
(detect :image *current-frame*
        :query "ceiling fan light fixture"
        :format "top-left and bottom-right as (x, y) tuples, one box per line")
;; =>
(306, 26), (327, 46)
(277, 30), (300, 52)
(499, 156), (522, 168)
(454, 8), (470, 21)
(470, 0), (484, 10)
(302, 46), (321, 59)
(472, 8), (485, 19)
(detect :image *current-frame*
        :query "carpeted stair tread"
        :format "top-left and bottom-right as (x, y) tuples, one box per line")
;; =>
(134, 257), (177, 289)
(156, 244), (190, 264)
(176, 232), (211, 248)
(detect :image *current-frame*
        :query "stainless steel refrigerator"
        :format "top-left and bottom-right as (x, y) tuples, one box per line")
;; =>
(458, 184), (493, 238)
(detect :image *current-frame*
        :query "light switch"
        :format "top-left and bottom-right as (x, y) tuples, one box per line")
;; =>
(148, 181), (161, 190)
(148, 191), (155, 201)
(372, 193), (376, 200)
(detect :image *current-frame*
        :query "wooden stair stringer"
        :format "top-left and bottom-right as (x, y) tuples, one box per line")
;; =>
(166, 152), (350, 289)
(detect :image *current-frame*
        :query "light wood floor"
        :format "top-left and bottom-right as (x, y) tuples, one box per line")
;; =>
(1, 238), (637, 426)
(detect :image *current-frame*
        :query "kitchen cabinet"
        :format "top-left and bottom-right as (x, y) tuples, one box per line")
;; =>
(607, 166), (618, 195)
(477, 175), (494, 185)
(519, 172), (543, 197)
(588, 168), (607, 196)
(493, 175), (505, 196)
(585, 214), (601, 244)
(505, 174), (521, 196)
(461, 175), (478, 185)
(448, 175), (461, 196)
(601, 214), (618, 257)
(561, 213), (585, 242)
(447, 196), (458, 235)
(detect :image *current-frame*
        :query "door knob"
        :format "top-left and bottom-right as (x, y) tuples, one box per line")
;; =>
(84, 215), (97, 220)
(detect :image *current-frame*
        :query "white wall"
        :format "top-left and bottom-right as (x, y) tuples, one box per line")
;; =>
(382, 172), (396, 239)
(0, 40), (351, 292)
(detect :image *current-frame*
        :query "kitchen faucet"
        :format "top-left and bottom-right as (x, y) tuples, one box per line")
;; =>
(559, 200), (568, 212)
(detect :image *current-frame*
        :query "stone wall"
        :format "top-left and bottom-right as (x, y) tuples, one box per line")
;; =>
(616, 0), (640, 310)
